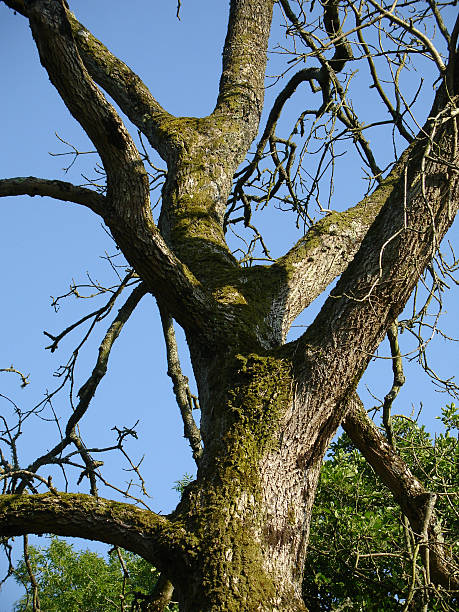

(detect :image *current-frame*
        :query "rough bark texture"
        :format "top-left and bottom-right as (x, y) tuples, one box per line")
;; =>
(0, 0), (458, 610)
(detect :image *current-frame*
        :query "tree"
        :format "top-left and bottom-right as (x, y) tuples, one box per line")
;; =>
(0, 0), (458, 610)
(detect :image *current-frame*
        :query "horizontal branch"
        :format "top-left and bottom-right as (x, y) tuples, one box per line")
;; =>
(0, 176), (105, 214)
(0, 492), (196, 579)
(343, 396), (459, 591)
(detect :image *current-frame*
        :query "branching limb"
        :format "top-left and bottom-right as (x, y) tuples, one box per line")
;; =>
(1, 0), (174, 159)
(382, 320), (405, 446)
(0, 493), (196, 580)
(17, 283), (148, 492)
(0, 176), (105, 215)
(43, 272), (135, 353)
(8, 0), (226, 343)
(365, 0), (447, 74)
(25, 0), (150, 201)
(64, 11), (174, 160)
(322, 0), (354, 72)
(343, 395), (459, 591)
(266, 157), (405, 342)
(159, 306), (203, 466)
(0, 367), (29, 388)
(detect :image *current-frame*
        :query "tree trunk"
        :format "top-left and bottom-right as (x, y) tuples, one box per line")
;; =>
(167, 343), (340, 611)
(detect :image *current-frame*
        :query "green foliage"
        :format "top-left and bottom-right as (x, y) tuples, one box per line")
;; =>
(303, 405), (459, 611)
(172, 472), (194, 496)
(13, 537), (178, 612)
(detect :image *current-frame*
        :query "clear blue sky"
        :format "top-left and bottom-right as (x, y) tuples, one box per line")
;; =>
(1, 1), (458, 608)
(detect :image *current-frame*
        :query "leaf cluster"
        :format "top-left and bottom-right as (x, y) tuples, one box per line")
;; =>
(13, 537), (178, 612)
(303, 405), (459, 611)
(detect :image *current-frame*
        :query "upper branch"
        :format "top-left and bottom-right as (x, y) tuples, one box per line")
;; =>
(0, 176), (105, 215)
(365, 0), (447, 75)
(20, 0), (230, 342)
(2, 0), (175, 158)
(213, 0), (275, 154)
(65, 11), (175, 160)
(298, 84), (459, 404)
(25, 0), (150, 198)
(0, 493), (195, 580)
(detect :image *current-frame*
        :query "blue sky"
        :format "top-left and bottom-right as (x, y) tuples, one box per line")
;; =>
(1, 1), (458, 607)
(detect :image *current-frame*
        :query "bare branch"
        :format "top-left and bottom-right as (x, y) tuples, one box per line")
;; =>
(266, 164), (402, 342)
(159, 307), (203, 466)
(22, 1), (231, 342)
(1, 0), (175, 159)
(44, 272), (135, 353)
(0, 367), (29, 388)
(365, 0), (447, 74)
(0, 176), (105, 215)
(18, 283), (148, 490)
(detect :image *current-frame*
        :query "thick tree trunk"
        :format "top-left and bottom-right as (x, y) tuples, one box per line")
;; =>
(167, 345), (338, 611)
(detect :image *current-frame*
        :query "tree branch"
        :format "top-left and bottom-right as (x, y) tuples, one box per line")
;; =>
(343, 395), (459, 591)
(365, 0), (447, 75)
(1, 0), (174, 159)
(0, 176), (105, 215)
(382, 320), (405, 446)
(18, 0), (232, 343)
(266, 162), (403, 342)
(297, 82), (458, 383)
(25, 0), (150, 198)
(213, 0), (275, 154)
(0, 493), (195, 580)
(64, 12), (174, 160)
(159, 307), (203, 466)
